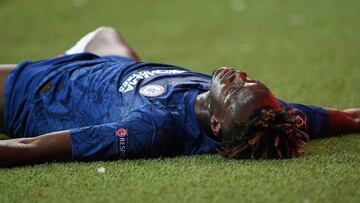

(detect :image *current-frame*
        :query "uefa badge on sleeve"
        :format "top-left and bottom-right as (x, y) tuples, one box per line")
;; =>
(116, 128), (127, 137)
(116, 128), (127, 156)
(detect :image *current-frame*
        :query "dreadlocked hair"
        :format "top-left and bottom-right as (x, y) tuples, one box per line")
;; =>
(217, 107), (310, 159)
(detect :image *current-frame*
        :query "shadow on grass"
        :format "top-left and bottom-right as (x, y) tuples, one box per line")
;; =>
(0, 133), (10, 140)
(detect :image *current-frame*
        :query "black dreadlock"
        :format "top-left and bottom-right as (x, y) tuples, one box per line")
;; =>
(217, 107), (310, 159)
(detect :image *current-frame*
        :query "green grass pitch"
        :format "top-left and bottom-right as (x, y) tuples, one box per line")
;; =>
(1, 0), (360, 202)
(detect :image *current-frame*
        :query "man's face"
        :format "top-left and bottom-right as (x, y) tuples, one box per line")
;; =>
(209, 67), (280, 136)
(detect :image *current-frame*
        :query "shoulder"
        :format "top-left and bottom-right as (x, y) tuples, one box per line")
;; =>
(119, 107), (182, 158)
(278, 100), (329, 139)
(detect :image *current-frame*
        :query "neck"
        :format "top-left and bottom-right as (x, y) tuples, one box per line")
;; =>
(194, 91), (214, 137)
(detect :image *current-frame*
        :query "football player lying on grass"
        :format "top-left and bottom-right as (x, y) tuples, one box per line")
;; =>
(0, 27), (359, 167)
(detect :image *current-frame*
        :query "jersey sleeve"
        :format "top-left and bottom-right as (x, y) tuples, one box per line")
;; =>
(277, 100), (329, 139)
(70, 108), (181, 161)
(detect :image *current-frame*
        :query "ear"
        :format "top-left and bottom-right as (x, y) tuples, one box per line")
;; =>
(210, 115), (222, 137)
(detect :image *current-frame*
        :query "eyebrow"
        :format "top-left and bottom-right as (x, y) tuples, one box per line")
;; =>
(225, 86), (243, 105)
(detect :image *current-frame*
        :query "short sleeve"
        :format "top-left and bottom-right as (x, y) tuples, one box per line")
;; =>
(278, 100), (329, 139)
(70, 108), (180, 161)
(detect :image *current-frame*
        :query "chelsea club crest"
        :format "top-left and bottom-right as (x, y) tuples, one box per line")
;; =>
(139, 84), (165, 97)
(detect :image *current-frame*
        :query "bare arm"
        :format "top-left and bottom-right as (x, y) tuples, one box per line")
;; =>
(326, 108), (360, 136)
(0, 130), (71, 167)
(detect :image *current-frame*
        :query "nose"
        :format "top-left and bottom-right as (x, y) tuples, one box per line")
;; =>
(238, 71), (248, 80)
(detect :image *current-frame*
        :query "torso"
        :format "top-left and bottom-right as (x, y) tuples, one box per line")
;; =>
(30, 54), (221, 155)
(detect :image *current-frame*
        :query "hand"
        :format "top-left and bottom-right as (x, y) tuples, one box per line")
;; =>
(326, 108), (360, 136)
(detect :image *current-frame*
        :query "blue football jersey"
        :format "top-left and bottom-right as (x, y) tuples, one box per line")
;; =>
(5, 53), (328, 161)
(5, 53), (221, 161)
